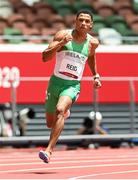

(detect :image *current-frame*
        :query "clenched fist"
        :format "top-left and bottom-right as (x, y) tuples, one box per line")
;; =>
(88, 38), (99, 56)
(60, 34), (73, 46)
(93, 78), (102, 89)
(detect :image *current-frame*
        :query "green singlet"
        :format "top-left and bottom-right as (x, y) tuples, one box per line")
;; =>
(45, 29), (92, 113)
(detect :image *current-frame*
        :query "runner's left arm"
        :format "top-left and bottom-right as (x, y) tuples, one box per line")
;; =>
(88, 38), (101, 88)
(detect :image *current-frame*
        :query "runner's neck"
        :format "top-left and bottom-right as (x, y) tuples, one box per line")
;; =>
(72, 29), (87, 44)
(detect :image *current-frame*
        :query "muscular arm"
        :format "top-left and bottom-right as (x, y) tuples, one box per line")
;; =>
(88, 37), (101, 88)
(87, 37), (99, 75)
(42, 30), (73, 62)
(87, 54), (97, 76)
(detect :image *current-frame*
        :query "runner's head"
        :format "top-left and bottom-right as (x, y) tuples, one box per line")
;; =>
(75, 10), (93, 32)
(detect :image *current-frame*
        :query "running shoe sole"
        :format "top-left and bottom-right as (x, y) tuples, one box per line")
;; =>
(39, 150), (50, 163)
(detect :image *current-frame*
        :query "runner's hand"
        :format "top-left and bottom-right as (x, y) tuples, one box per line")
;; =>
(60, 34), (73, 46)
(89, 38), (99, 55)
(93, 79), (102, 89)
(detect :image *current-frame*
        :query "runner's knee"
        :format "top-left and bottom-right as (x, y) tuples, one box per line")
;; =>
(56, 106), (65, 117)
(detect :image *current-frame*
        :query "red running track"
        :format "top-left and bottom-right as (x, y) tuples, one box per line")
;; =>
(0, 147), (138, 179)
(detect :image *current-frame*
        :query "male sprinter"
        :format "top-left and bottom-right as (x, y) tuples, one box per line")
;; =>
(39, 10), (102, 163)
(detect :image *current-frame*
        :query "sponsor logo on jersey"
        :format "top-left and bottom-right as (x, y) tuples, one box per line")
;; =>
(65, 52), (86, 62)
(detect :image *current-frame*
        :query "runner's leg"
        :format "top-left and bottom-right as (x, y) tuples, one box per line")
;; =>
(46, 95), (72, 153)
(45, 113), (55, 128)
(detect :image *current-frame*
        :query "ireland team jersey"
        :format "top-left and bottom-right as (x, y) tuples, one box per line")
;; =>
(54, 30), (92, 81)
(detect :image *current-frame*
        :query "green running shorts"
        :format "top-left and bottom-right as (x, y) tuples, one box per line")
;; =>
(45, 75), (80, 113)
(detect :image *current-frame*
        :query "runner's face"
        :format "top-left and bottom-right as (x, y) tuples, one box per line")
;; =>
(75, 13), (93, 32)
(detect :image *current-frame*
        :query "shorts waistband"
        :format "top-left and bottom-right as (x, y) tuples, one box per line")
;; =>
(50, 75), (80, 85)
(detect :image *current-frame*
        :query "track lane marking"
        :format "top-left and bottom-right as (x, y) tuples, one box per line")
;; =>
(0, 157), (138, 166)
(1, 154), (138, 161)
(0, 162), (138, 173)
(69, 169), (138, 179)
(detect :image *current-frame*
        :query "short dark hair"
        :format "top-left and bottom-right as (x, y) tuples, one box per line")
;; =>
(76, 10), (93, 21)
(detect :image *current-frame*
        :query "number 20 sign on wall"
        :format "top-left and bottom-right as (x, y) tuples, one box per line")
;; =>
(0, 67), (20, 88)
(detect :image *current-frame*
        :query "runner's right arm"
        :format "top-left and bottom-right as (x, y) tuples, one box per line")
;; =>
(42, 30), (73, 62)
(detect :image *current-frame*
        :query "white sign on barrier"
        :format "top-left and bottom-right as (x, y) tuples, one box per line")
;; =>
(0, 67), (20, 88)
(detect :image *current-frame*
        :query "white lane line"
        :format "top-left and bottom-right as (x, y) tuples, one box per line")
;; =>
(0, 150), (137, 159)
(69, 169), (138, 179)
(1, 154), (138, 161)
(0, 157), (138, 166)
(0, 162), (138, 173)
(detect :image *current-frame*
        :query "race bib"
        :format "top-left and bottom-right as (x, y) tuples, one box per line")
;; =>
(59, 57), (83, 79)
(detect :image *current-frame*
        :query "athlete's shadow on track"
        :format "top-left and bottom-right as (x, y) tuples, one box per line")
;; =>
(35, 172), (57, 174)
(23, 171), (57, 174)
